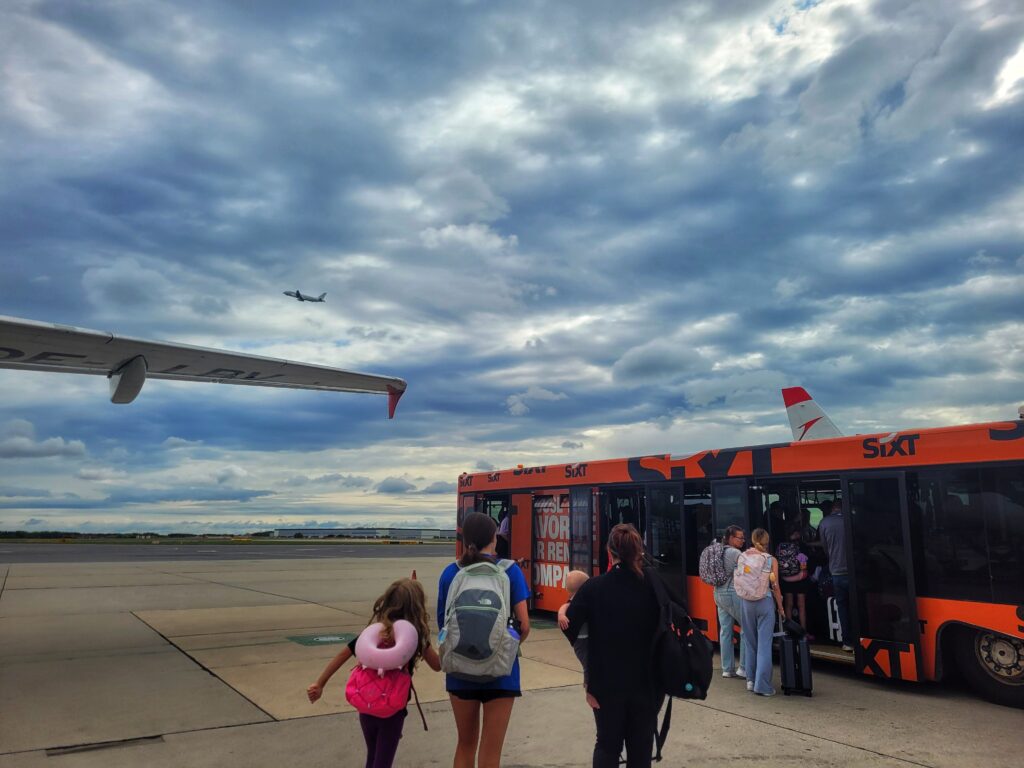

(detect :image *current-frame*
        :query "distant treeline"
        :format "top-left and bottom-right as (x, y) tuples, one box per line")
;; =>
(0, 531), (275, 539)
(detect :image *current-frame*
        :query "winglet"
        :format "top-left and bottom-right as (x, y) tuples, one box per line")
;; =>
(782, 386), (843, 441)
(387, 385), (405, 419)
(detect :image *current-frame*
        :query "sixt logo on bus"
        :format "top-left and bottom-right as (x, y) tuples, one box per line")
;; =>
(458, 475), (474, 488)
(564, 463), (588, 479)
(487, 472), (501, 482)
(513, 465), (547, 476)
(862, 433), (921, 459)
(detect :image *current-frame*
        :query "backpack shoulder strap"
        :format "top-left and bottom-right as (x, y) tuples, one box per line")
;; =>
(655, 697), (672, 762)
(497, 558), (515, 572)
(646, 566), (670, 612)
(410, 679), (428, 731)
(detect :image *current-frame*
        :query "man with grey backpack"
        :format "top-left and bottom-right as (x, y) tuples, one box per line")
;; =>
(700, 527), (747, 679)
(438, 512), (530, 768)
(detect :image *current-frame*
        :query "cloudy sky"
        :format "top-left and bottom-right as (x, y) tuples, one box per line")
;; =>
(2, 0), (1023, 533)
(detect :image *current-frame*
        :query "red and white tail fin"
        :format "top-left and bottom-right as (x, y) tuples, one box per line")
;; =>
(782, 387), (843, 442)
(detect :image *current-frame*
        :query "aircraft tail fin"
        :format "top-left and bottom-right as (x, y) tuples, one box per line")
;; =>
(782, 387), (844, 442)
(318, 293), (326, 301)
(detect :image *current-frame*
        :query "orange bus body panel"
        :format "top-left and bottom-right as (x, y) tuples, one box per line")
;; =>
(916, 597), (1024, 681)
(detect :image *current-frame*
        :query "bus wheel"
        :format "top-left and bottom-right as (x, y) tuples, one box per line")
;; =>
(955, 627), (1024, 708)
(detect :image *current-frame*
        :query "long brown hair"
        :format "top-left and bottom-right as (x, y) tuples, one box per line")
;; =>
(608, 523), (644, 578)
(370, 577), (431, 670)
(458, 512), (497, 567)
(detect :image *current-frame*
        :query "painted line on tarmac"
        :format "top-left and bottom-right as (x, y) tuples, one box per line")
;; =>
(684, 699), (937, 768)
(150, 568), (367, 616)
(130, 611), (278, 724)
(0, 565), (8, 603)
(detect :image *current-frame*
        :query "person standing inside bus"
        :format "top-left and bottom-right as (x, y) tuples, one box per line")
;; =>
(715, 526), (747, 678)
(439, 512), (531, 768)
(562, 524), (662, 768)
(817, 500), (853, 651)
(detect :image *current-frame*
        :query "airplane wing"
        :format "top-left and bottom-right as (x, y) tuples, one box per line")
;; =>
(0, 316), (407, 417)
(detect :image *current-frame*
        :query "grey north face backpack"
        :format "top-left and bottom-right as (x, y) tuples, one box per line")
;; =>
(439, 560), (520, 682)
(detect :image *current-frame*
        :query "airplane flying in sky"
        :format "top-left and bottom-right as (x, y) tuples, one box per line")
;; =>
(283, 290), (326, 302)
(0, 315), (406, 417)
(782, 386), (843, 441)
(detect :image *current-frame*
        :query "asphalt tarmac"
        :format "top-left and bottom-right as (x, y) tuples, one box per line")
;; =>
(2, 549), (1022, 768)
(0, 541), (453, 564)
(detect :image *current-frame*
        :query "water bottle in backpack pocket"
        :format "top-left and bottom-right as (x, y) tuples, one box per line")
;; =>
(439, 559), (519, 682)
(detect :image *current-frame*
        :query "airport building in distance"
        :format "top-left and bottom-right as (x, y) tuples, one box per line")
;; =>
(271, 528), (456, 540)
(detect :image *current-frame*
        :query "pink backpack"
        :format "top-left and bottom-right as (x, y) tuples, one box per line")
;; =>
(345, 666), (411, 718)
(734, 549), (772, 601)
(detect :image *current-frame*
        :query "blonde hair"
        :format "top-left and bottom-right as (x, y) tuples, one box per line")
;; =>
(750, 528), (770, 553)
(370, 578), (431, 670)
(566, 570), (589, 595)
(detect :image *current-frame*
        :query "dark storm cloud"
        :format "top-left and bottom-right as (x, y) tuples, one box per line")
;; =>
(0, 486), (272, 510)
(376, 477), (416, 494)
(421, 481), (457, 495)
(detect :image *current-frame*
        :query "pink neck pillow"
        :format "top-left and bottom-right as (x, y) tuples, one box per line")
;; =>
(355, 620), (418, 671)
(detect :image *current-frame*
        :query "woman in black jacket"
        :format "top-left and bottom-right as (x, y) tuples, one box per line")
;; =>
(563, 523), (662, 768)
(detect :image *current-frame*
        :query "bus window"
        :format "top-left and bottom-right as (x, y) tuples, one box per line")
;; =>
(910, 469), (991, 602)
(712, 480), (747, 541)
(683, 482), (712, 576)
(982, 466), (1024, 605)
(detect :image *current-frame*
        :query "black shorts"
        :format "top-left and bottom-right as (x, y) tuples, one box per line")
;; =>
(781, 577), (810, 595)
(449, 689), (521, 703)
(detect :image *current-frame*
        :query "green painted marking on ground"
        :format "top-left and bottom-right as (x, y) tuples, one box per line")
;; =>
(288, 632), (357, 646)
(529, 617), (559, 630)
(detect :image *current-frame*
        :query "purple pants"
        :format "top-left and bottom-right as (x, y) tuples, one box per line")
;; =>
(359, 710), (407, 768)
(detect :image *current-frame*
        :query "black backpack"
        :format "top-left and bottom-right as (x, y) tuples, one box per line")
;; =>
(647, 568), (714, 761)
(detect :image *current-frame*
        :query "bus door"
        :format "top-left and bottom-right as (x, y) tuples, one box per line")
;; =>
(532, 490), (571, 612)
(482, 494), (511, 559)
(510, 493), (533, 607)
(646, 482), (685, 595)
(569, 487), (598, 577)
(842, 473), (923, 682)
(709, 480), (752, 642)
(598, 486), (646, 571)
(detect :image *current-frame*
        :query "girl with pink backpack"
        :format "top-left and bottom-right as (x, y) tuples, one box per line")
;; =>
(735, 529), (785, 696)
(307, 578), (441, 768)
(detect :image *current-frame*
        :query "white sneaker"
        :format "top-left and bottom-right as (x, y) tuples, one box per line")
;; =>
(736, 666), (746, 678)
(722, 670), (737, 678)
(746, 680), (754, 691)
(841, 645), (854, 652)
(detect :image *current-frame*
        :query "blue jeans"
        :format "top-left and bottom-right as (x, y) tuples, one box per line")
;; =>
(832, 573), (851, 646)
(740, 595), (776, 695)
(713, 585), (744, 673)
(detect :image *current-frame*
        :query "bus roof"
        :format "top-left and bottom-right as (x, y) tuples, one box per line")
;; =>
(457, 419), (1024, 494)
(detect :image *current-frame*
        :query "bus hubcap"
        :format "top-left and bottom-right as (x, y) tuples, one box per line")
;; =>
(975, 632), (1024, 684)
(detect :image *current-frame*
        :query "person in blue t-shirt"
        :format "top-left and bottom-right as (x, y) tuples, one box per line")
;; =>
(438, 512), (531, 768)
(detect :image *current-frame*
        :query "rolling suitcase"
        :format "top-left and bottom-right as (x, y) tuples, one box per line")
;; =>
(779, 621), (813, 697)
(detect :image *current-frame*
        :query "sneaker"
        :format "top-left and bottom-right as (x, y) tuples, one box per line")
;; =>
(755, 687), (777, 697)
(735, 666), (746, 678)
(722, 670), (737, 678)
(746, 680), (754, 691)
(841, 644), (854, 652)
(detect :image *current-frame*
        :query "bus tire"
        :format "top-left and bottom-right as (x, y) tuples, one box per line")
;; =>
(954, 626), (1024, 708)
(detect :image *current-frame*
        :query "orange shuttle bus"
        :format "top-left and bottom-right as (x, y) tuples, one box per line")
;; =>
(455, 418), (1024, 707)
